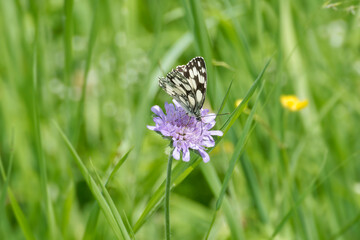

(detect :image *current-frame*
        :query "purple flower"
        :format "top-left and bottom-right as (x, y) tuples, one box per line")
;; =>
(147, 100), (223, 163)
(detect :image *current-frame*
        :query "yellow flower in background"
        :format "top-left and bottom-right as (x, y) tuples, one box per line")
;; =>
(280, 95), (308, 111)
(235, 98), (251, 113)
(235, 99), (243, 108)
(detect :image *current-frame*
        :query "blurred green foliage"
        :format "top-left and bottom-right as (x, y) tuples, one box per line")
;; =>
(1, 0), (360, 239)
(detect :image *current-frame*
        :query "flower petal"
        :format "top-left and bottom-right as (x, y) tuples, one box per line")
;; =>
(203, 114), (215, 123)
(182, 147), (190, 162)
(151, 105), (165, 118)
(209, 130), (223, 136)
(159, 129), (171, 137)
(173, 147), (181, 160)
(198, 149), (210, 163)
(147, 125), (156, 130)
(205, 121), (216, 129)
(165, 102), (175, 114)
(173, 99), (181, 108)
(153, 117), (164, 125)
(201, 109), (210, 116)
(202, 140), (215, 148)
(148, 102), (222, 164)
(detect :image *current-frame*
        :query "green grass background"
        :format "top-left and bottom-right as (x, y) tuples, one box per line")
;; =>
(1, 0), (360, 239)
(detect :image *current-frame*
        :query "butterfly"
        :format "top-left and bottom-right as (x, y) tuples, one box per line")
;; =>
(159, 56), (207, 121)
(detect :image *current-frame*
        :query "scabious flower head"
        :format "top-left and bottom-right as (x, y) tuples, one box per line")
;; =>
(147, 100), (223, 163)
(280, 95), (308, 111)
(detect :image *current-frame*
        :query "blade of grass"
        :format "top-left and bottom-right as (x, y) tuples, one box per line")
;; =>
(182, 0), (215, 106)
(330, 212), (360, 240)
(0, 144), (36, 240)
(133, 155), (203, 233)
(290, 185), (311, 240)
(64, 0), (73, 87)
(31, 20), (58, 239)
(270, 151), (329, 239)
(82, 203), (101, 240)
(240, 154), (268, 223)
(90, 161), (134, 239)
(63, 0), (74, 133)
(83, 148), (132, 239)
(73, 0), (99, 145)
(105, 148), (133, 184)
(203, 82), (264, 239)
(3, 188), (37, 240)
(223, 0), (258, 77)
(221, 58), (271, 135)
(61, 183), (75, 237)
(54, 122), (131, 240)
(164, 151), (173, 240)
(133, 60), (270, 232)
(82, 148), (132, 240)
(121, 210), (133, 240)
(216, 80), (233, 118)
(201, 163), (245, 240)
(0, 140), (14, 238)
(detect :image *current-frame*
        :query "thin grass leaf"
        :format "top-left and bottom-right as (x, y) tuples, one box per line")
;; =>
(201, 163), (245, 240)
(82, 203), (100, 240)
(221, 58), (271, 135)
(182, 0), (215, 107)
(270, 151), (329, 239)
(82, 148), (133, 239)
(121, 210), (134, 240)
(215, 71), (265, 210)
(240, 154), (268, 223)
(105, 148), (133, 184)
(0, 148), (36, 240)
(31, 27), (58, 239)
(73, 0), (99, 145)
(0, 143), (14, 238)
(90, 161), (134, 240)
(64, 0), (73, 87)
(133, 155), (202, 233)
(82, 149), (132, 239)
(54, 122), (131, 240)
(291, 186), (311, 240)
(216, 80), (233, 118)
(204, 212), (217, 240)
(6, 189), (37, 240)
(223, 0), (258, 77)
(63, 0), (74, 132)
(203, 83), (264, 239)
(61, 183), (75, 237)
(330, 212), (360, 240)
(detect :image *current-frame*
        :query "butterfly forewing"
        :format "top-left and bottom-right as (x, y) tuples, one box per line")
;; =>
(159, 57), (207, 120)
(159, 71), (194, 112)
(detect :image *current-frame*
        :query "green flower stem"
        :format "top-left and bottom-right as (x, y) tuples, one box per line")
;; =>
(165, 150), (174, 240)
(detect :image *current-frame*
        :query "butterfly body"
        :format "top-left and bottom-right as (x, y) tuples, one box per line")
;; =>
(159, 57), (207, 120)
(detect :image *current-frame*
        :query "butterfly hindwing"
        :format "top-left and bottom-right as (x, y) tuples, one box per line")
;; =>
(159, 71), (195, 113)
(159, 57), (207, 119)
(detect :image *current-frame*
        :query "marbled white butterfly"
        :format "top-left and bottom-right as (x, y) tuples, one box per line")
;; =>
(159, 56), (207, 121)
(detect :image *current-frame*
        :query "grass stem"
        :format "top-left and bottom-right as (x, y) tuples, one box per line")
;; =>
(165, 150), (174, 240)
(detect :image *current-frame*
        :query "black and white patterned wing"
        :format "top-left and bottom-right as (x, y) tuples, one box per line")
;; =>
(159, 57), (207, 119)
(159, 70), (195, 115)
(175, 57), (207, 116)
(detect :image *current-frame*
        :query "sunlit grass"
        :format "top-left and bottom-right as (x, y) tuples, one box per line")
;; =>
(1, 0), (360, 239)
